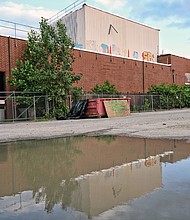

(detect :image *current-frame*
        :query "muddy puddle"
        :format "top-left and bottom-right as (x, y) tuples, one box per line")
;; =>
(0, 136), (190, 219)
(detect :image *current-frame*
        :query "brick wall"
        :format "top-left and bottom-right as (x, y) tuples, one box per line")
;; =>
(73, 50), (172, 93)
(170, 55), (190, 85)
(1, 36), (190, 94)
(158, 54), (190, 85)
(0, 36), (26, 91)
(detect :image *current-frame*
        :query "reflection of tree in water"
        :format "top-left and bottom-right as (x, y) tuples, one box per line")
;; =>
(13, 136), (83, 213)
(0, 145), (8, 162)
(95, 136), (116, 144)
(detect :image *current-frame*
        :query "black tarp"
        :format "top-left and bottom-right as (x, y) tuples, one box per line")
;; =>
(56, 100), (87, 120)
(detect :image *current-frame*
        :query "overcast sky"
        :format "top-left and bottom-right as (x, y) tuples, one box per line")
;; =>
(1, 0), (190, 58)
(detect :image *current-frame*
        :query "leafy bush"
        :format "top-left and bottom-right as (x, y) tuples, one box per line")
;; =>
(91, 80), (120, 95)
(148, 84), (190, 109)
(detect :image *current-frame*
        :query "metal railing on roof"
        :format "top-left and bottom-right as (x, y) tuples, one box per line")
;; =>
(0, 19), (39, 39)
(0, 0), (85, 39)
(48, 0), (86, 24)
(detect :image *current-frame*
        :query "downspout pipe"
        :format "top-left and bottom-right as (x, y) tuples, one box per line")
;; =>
(142, 60), (145, 93)
(172, 69), (175, 83)
(8, 36), (12, 77)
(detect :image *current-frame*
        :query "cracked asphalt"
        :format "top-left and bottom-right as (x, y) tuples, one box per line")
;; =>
(0, 109), (190, 143)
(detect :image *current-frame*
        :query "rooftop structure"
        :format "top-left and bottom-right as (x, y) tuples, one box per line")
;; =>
(53, 2), (160, 62)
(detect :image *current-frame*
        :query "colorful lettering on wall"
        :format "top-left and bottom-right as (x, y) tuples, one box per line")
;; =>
(142, 51), (154, 61)
(112, 44), (120, 55)
(101, 43), (109, 53)
(121, 49), (128, 57)
(86, 40), (97, 50)
(133, 51), (138, 59)
(75, 43), (84, 49)
(79, 40), (156, 61)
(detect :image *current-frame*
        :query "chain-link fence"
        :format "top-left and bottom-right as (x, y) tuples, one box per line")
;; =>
(0, 92), (49, 122)
(0, 92), (189, 122)
(80, 93), (188, 112)
(127, 94), (189, 111)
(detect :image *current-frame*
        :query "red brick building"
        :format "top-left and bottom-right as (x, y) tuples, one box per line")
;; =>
(0, 36), (26, 92)
(0, 35), (190, 94)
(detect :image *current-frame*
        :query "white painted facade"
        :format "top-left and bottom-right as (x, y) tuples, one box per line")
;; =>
(59, 4), (160, 62)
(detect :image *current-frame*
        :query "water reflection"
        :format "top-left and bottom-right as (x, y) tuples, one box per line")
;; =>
(0, 137), (190, 219)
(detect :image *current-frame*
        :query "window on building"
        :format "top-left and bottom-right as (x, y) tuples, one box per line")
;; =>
(0, 72), (6, 92)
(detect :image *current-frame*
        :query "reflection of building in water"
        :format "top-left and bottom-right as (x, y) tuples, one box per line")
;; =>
(0, 137), (174, 197)
(0, 137), (190, 217)
(161, 139), (190, 163)
(71, 155), (164, 217)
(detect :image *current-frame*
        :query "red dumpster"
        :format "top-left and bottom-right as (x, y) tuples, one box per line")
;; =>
(84, 97), (131, 118)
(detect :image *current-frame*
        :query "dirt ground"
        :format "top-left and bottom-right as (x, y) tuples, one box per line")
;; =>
(0, 109), (190, 143)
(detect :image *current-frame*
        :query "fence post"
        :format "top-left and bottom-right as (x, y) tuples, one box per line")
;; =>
(11, 96), (14, 122)
(45, 95), (49, 116)
(13, 91), (17, 121)
(69, 95), (72, 110)
(151, 95), (154, 111)
(133, 95), (136, 111)
(143, 95), (145, 111)
(33, 96), (36, 120)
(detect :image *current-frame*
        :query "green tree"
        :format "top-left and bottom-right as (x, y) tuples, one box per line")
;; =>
(91, 80), (120, 94)
(9, 18), (82, 117)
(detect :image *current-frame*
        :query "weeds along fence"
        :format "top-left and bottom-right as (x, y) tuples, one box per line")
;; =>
(0, 92), (188, 122)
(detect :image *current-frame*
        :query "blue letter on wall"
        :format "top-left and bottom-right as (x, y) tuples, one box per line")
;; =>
(101, 43), (109, 53)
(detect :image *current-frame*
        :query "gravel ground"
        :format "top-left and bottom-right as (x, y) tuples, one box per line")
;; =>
(0, 109), (190, 143)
